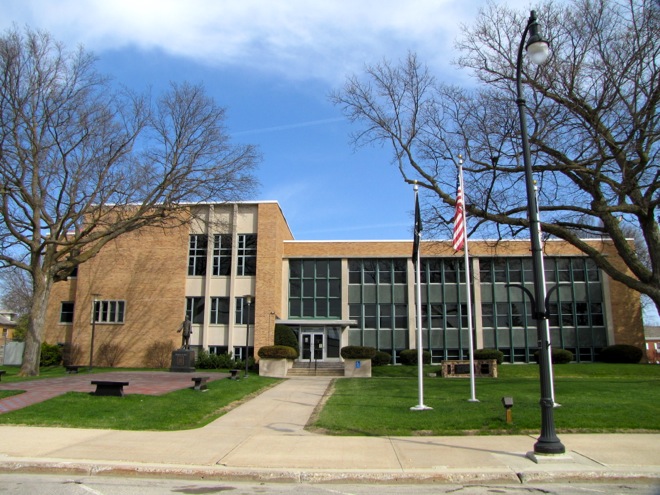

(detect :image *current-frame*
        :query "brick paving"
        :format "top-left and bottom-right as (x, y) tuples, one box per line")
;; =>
(0, 371), (228, 414)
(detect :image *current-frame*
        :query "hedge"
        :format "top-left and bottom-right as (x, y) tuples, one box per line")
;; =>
(533, 348), (574, 364)
(372, 350), (392, 366)
(340, 346), (377, 359)
(398, 349), (431, 366)
(274, 325), (298, 350)
(598, 345), (643, 364)
(474, 348), (504, 364)
(258, 345), (298, 360)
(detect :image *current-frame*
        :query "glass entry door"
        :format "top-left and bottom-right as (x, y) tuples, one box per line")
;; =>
(301, 333), (324, 361)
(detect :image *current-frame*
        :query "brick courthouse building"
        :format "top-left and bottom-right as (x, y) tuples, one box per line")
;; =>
(43, 201), (645, 367)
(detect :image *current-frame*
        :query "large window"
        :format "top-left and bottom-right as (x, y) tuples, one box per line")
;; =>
(185, 297), (205, 324)
(237, 234), (257, 276)
(235, 297), (255, 325)
(289, 259), (341, 319)
(188, 234), (208, 276)
(213, 234), (232, 276)
(93, 300), (125, 324)
(347, 259), (408, 359)
(60, 302), (74, 324)
(480, 257), (605, 363)
(210, 297), (230, 324)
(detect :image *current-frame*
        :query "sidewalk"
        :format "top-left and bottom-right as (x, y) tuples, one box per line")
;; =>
(0, 376), (658, 484)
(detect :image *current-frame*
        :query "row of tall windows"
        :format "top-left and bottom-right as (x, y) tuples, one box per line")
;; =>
(480, 257), (606, 362)
(188, 234), (257, 277)
(288, 259), (342, 319)
(347, 259), (409, 359)
(185, 296), (255, 325)
(59, 300), (126, 324)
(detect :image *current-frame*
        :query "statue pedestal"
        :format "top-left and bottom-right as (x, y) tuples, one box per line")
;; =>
(170, 349), (195, 372)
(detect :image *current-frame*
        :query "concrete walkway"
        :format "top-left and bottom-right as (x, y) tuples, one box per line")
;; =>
(0, 375), (658, 484)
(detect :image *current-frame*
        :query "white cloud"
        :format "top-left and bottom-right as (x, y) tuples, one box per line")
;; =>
(0, 0), (537, 83)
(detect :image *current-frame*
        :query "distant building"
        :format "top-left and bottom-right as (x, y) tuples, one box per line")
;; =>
(644, 326), (660, 364)
(43, 201), (645, 368)
(0, 311), (17, 341)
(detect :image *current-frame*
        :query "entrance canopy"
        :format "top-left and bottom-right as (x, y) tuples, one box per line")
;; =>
(276, 319), (357, 327)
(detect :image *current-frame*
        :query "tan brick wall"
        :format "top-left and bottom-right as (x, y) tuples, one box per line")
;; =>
(47, 220), (189, 367)
(254, 203), (293, 356)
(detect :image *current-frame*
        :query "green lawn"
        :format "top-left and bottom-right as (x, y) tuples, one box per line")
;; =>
(312, 363), (660, 436)
(0, 371), (279, 430)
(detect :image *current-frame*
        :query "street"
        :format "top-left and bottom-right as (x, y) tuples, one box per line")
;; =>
(0, 474), (657, 495)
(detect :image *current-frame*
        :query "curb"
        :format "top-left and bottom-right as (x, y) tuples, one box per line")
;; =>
(0, 459), (658, 485)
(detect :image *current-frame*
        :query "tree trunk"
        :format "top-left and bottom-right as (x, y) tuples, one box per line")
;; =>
(19, 273), (52, 376)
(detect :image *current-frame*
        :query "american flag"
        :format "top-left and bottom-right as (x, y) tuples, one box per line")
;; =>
(452, 174), (465, 251)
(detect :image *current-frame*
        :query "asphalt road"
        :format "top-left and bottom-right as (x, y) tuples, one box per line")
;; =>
(0, 474), (657, 495)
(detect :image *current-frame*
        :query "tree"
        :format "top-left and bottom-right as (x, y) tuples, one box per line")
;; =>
(0, 27), (260, 375)
(0, 266), (33, 315)
(331, 0), (659, 316)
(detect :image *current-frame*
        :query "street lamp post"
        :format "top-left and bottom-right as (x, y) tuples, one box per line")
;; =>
(244, 295), (252, 378)
(89, 294), (100, 371)
(515, 10), (565, 455)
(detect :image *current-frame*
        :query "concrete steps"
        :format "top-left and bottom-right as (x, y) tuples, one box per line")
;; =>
(287, 362), (344, 377)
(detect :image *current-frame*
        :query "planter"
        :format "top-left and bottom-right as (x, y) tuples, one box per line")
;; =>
(343, 358), (372, 378)
(258, 358), (294, 378)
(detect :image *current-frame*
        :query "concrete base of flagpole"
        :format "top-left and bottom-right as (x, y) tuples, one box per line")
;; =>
(468, 399), (480, 403)
(410, 405), (433, 411)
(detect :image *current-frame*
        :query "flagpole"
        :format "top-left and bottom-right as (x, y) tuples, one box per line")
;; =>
(458, 156), (478, 403)
(411, 183), (431, 411)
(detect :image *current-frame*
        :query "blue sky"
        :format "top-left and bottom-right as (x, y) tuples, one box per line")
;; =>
(1, 0), (540, 241)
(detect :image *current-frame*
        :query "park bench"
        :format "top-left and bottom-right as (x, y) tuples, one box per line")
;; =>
(191, 376), (210, 391)
(65, 365), (81, 374)
(0, 370), (5, 381)
(229, 369), (240, 380)
(91, 380), (129, 397)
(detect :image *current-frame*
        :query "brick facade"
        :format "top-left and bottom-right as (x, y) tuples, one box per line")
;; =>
(43, 202), (645, 367)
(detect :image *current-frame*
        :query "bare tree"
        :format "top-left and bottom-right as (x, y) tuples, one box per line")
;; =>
(0, 27), (260, 375)
(331, 0), (659, 316)
(0, 266), (33, 315)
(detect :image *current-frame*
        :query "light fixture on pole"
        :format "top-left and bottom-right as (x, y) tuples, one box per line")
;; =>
(515, 10), (565, 455)
(89, 294), (101, 371)
(244, 295), (253, 378)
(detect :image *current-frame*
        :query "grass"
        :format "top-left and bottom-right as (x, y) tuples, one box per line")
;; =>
(311, 363), (660, 436)
(0, 369), (279, 430)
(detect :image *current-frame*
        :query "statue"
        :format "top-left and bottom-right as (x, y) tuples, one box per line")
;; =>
(178, 318), (193, 349)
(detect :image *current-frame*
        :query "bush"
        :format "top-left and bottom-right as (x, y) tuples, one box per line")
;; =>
(144, 340), (176, 368)
(340, 346), (377, 359)
(398, 349), (431, 366)
(372, 350), (392, 366)
(96, 342), (126, 367)
(474, 348), (504, 364)
(258, 345), (298, 359)
(598, 345), (643, 364)
(533, 348), (575, 364)
(196, 350), (238, 369)
(274, 325), (298, 349)
(62, 343), (82, 366)
(40, 342), (62, 367)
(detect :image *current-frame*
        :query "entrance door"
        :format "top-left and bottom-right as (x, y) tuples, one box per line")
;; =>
(301, 333), (324, 361)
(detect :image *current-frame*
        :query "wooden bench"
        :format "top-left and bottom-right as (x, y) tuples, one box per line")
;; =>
(191, 376), (210, 391)
(229, 369), (240, 380)
(0, 370), (5, 381)
(65, 365), (81, 374)
(91, 380), (129, 397)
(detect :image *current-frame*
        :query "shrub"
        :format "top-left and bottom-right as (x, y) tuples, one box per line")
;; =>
(96, 342), (126, 367)
(533, 348), (575, 364)
(274, 325), (298, 349)
(196, 350), (237, 369)
(474, 348), (504, 364)
(63, 343), (82, 366)
(340, 346), (377, 359)
(398, 349), (431, 366)
(258, 345), (298, 359)
(144, 340), (176, 368)
(372, 350), (392, 366)
(40, 342), (62, 367)
(598, 345), (643, 364)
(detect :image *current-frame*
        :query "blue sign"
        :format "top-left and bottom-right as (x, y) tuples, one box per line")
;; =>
(356, 360), (361, 368)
